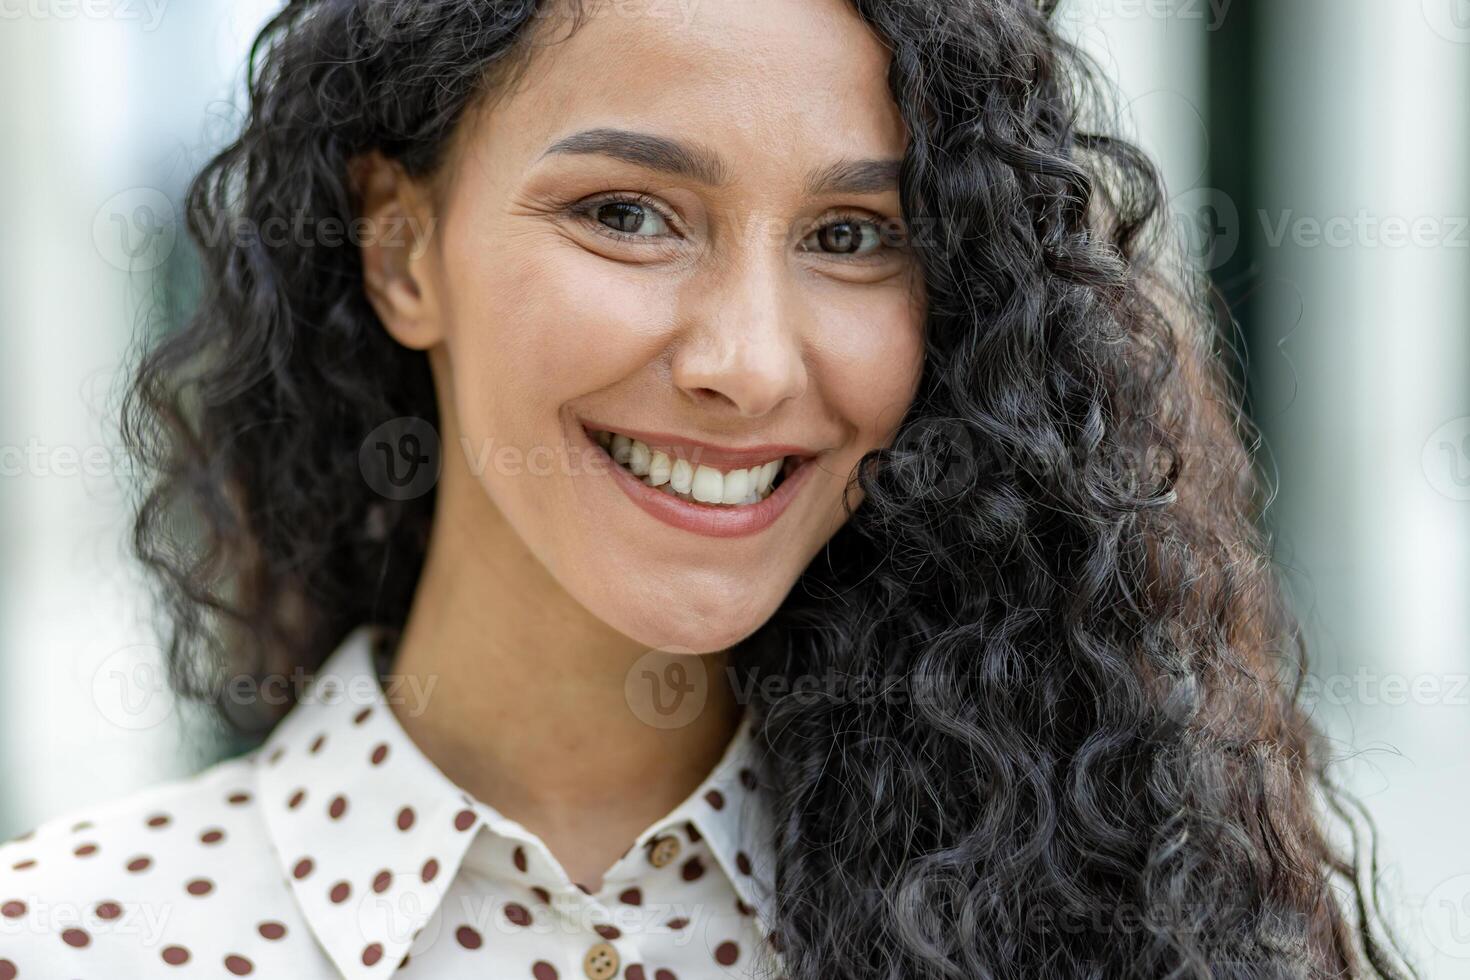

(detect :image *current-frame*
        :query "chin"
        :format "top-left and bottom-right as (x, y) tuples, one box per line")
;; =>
(611, 591), (777, 656)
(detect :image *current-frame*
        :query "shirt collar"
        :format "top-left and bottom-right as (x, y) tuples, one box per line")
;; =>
(252, 624), (776, 980)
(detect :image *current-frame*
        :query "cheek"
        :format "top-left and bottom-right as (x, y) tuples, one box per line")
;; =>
(439, 234), (680, 448)
(815, 289), (925, 444)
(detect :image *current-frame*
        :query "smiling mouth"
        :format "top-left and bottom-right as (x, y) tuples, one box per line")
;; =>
(585, 427), (795, 508)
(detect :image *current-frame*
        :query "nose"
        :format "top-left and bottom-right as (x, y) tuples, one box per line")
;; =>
(669, 249), (809, 419)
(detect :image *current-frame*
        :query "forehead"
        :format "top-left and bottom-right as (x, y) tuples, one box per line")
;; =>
(476, 0), (906, 182)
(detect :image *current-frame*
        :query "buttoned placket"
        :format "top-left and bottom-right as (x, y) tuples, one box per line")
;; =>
(258, 653), (779, 977)
(457, 800), (729, 980)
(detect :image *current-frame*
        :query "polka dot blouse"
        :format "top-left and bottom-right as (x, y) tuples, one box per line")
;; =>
(0, 626), (781, 979)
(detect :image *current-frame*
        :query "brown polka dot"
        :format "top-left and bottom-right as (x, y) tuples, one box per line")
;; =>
(618, 887), (643, 906)
(504, 902), (532, 927)
(456, 925), (482, 949)
(666, 917), (689, 930)
(266, 747), (285, 765)
(330, 881), (352, 903)
(227, 791), (252, 805)
(362, 942), (383, 965)
(186, 878), (214, 896)
(9, 860), (34, 871)
(373, 870), (392, 893)
(594, 924), (621, 940)
(685, 822), (702, 843)
(258, 921), (286, 940)
(200, 828), (225, 845)
(95, 901), (122, 920)
(624, 966), (646, 980)
(162, 945), (190, 965)
(73, 842), (98, 857)
(225, 954), (254, 975)
(127, 855), (152, 872)
(768, 929), (784, 952)
(454, 809), (476, 831)
(512, 846), (527, 872)
(736, 851), (752, 875)
(739, 767), (758, 791)
(532, 962), (558, 980)
(714, 941), (740, 966)
(531, 886), (551, 904)
(71, 820), (93, 832)
(147, 812), (171, 828)
(575, 882), (591, 894)
(328, 796), (348, 820)
(370, 743), (389, 765)
(309, 733), (327, 754)
(654, 970), (678, 980)
(421, 858), (439, 882)
(287, 789), (306, 809)
(681, 856), (705, 881)
(1, 901), (24, 918)
(396, 807), (415, 831)
(293, 858), (314, 879)
(353, 707), (373, 725)
(62, 927), (90, 947)
(0, 959), (14, 980)
(736, 898), (754, 916)
(704, 789), (725, 810)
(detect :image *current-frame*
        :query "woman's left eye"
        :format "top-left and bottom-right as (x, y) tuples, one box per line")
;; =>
(799, 216), (896, 258)
(573, 194), (675, 240)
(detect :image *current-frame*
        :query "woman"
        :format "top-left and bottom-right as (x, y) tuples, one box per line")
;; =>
(0, 0), (1416, 977)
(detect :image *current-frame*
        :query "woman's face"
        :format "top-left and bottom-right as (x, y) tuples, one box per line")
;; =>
(374, 0), (926, 654)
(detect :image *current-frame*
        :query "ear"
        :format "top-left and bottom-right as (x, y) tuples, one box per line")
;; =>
(351, 150), (442, 350)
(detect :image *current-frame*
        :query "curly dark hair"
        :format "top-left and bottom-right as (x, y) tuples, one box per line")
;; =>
(121, 0), (1418, 976)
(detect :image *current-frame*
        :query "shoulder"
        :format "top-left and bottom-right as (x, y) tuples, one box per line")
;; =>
(0, 750), (303, 979)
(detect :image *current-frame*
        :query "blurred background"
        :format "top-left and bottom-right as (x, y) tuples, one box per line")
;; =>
(1, 0), (1466, 973)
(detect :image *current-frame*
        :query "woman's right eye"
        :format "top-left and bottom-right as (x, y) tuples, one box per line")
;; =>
(570, 194), (677, 241)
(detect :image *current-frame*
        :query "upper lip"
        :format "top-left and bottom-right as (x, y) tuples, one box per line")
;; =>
(580, 420), (822, 471)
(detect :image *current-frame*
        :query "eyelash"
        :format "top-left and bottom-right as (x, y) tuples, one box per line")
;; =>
(562, 192), (904, 259)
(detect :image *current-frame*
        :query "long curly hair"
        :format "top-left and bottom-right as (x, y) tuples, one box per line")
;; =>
(121, 0), (1418, 976)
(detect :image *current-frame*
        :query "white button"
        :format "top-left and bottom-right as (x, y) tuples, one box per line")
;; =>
(583, 940), (620, 980)
(647, 833), (681, 868)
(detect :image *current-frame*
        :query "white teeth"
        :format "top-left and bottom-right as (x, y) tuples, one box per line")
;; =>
(691, 465), (723, 503)
(590, 429), (788, 507)
(755, 460), (778, 494)
(647, 451), (671, 487)
(670, 458), (694, 494)
(628, 440), (651, 477)
(721, 466), (750, 505)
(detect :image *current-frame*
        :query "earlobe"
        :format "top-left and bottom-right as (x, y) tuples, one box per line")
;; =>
(351, 151), (441, 350)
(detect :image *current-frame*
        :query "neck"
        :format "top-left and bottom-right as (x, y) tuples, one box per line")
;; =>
(384, 459), (742, 887)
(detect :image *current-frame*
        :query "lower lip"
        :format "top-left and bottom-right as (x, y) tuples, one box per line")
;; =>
(583, 428), (815, 539)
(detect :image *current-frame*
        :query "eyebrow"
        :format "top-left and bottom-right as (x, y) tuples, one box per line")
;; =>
(537, 127), (903, 197)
